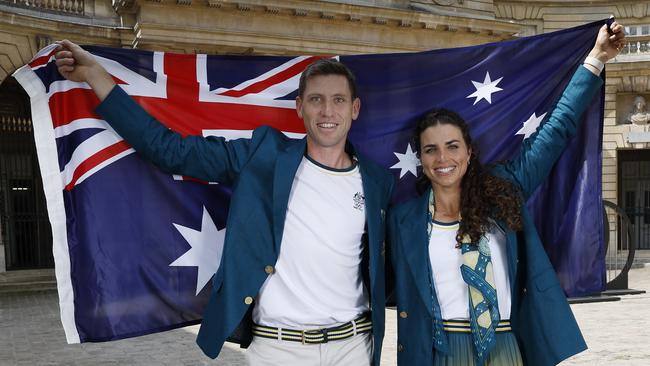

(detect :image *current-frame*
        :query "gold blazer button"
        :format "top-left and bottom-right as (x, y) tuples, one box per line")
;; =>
(244, 296), (253, 305)
(399, 311), (408, 318)
(264, 265), (275, 274)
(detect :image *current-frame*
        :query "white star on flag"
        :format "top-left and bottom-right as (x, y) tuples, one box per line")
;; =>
(170, 206), (225, 296)
(466, 71), (504, 105)
(390, 143), (420, 179)
(516, 112), (548, 139)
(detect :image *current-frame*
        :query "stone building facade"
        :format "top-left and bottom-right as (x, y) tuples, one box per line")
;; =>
(1, 0), (649, 270)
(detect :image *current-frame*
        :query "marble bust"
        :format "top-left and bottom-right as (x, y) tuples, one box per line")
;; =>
(628, 96), (650, 125)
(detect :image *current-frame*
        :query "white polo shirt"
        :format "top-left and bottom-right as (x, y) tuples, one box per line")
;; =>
(252, 156), (368, 329)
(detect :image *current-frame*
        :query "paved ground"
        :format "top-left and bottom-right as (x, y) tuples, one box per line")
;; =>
(561, 265), (650, 365)
(0, 245), (5, 272)
(1, 266), (649, 366)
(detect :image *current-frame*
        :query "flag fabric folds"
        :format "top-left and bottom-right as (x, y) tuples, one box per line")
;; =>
(13, 20), (606, 344)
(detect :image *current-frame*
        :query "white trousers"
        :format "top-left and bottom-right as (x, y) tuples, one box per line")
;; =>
(246, 332), (373, 366)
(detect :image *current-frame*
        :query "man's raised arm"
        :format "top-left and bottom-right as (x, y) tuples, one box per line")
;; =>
(55, 40), (116, 101)
(53, 40), (255, 185)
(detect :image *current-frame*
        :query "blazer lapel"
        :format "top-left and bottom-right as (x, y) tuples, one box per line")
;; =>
(400, 194), (435, 318)
(496, 220), (519, 304)
(505, 227), (519, 302)
(357, 156), (382, 291)
(272, 138), (307, 254)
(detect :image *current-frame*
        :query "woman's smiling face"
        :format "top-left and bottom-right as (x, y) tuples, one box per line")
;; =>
(419, 123), (472, 191)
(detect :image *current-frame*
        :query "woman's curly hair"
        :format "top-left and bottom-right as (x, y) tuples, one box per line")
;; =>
(414, 108), (523, 245)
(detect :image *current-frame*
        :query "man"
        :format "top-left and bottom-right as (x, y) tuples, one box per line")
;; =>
(55, 41), (393, 366)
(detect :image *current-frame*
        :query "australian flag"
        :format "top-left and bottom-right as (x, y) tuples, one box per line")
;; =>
(14, 20), (606, 344)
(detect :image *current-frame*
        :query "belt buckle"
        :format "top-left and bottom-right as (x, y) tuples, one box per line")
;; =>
(302, 328), (328, 344)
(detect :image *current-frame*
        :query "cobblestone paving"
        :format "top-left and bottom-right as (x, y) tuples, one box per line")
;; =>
(0, 290), (245, 366)
(1, 266), (648, 365)
(562, 265), (650, 365)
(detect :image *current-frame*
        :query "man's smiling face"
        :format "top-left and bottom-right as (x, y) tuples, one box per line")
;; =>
(296, 74), (360, 153)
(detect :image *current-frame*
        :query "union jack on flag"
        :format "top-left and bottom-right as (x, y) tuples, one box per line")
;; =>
(14, 20), (607, 344)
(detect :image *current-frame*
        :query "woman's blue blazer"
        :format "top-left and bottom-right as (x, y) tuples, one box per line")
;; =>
(388, 66), (603, 366)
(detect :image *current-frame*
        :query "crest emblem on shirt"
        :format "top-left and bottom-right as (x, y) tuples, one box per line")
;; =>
(353, 192), (365, 211)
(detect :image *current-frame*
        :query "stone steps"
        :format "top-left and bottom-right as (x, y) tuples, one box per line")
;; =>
(606, 262), (647, 270)
(0, 269), (56, 293)
(606, 250), (650, 269)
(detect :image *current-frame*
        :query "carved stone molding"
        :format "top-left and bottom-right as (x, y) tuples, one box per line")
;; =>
(430, 0), (462, 5)
(619, 76), (650, 94)
(35, 35), (53, 50)
(495, 4), (543, 20)
(122, 0), (520, 38)
(616, 3), (650, 19)
(495, 1), (650, 21)
(413, 0), (464, 5)
(293, 9), (308, 17)
(607, 62), (650, 94)
(119, 0), (521, 56)
(0, 8), (127, 82)
(0, 35), (30, 84)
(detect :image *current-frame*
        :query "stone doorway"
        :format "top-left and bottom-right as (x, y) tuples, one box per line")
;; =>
(619, 149), (650, 251)
(0, 77), (53, 270)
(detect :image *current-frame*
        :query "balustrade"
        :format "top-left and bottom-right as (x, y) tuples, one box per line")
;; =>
(622, 39), (650, 56)
(0, 0), (84, 15)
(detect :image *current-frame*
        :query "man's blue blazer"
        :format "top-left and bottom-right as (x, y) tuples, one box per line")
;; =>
(97, 88), (394, 365)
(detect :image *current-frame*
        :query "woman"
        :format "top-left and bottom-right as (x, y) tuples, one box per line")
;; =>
(388, 22), (625, 366)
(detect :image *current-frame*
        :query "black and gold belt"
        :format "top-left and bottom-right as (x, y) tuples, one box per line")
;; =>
(252, 313), (372, 344)
(443, 319), (512, 333)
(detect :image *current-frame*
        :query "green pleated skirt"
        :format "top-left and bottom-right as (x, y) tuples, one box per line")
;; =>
(433, 331), (523, 366)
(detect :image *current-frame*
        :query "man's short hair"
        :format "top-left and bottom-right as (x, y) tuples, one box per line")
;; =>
(298, 58), (358, 100)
